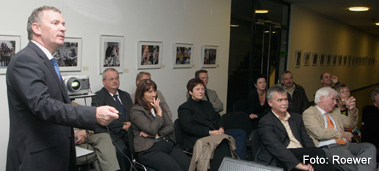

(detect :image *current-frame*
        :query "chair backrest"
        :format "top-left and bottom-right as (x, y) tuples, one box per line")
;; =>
(174, 119), (186, 150)
(221, 112), (251, 136)
(233, 100), (249, 113)
(250, 129), (261, 162)
(219, 156), (283, 171)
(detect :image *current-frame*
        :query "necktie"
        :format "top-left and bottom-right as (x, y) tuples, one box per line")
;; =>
(113, 94), (126, 118)
(325, 113), (346, 145)
(50, 58), (61, 81)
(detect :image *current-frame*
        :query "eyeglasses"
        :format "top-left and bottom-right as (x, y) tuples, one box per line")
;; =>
(105, 77), (119, 81)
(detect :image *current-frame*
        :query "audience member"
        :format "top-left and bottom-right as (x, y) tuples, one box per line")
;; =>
(178, 78), (246, 169)
(320, 73), (340, 88)
(131, 71), (173, 119)
(248, 74), (270, 130)
(258, 85), (332, 171)
(75, 129), (120, 171)
(281, 71), (310, 114)
(186, 69), (224, 113)
(91, 68), (133, 171)
(334, 84), (360, 137)
(6, 6), (118, 170)
(361, 88), (379, 161)
(303, 87), (376, 171)
(130, 79), (190, 171)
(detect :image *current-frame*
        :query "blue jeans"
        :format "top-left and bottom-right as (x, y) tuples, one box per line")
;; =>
(225, 129), (247, 160)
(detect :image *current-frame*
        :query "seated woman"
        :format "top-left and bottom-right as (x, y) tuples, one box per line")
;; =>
(130, 79), (190, 171)
(178, 78), (246, 170)
(334, 84), (360, 140)
(248, 74), (270, 130)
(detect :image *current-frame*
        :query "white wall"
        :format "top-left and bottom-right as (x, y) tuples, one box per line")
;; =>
(0, 0), (231, 169)
(288, 5), (379, 101)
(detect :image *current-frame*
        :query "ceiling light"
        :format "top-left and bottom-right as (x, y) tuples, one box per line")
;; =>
(230, 25), (239, 27)
(376, 23), (379, 26)
(255, 10), (269, 14)
(348, 7), (369, 11)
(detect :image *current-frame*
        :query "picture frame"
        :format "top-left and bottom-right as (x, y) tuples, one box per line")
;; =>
(337, 55), (342, 66)
(295, 50), (302, 68)
(343, 56), (347, 66)
(332, 55), (337, 66)
(326, 54), (332, 66)
(0, 35), (21, 74)
(312, 52), (319, 66)
(99, 35), (124, 74)
(173, 43), (193, 68)
(53, 37), (82, 72)
(303, 52), (311, 66)
(319, 53), (325, 66)
(138, 41), (162, 69)
(201, 45), (218, 68)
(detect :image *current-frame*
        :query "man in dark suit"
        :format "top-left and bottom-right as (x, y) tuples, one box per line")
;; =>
(6, 6), (119, 171)
(91, 68), (133, 171)
(258, 85), (331, 171)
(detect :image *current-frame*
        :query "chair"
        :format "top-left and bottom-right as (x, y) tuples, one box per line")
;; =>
(250, 129), (261, 162)
(221, 112), (251, 136)
(219, 156), (283, 171)
(233, 100), (249, 113)
(174, 119), (192, 156)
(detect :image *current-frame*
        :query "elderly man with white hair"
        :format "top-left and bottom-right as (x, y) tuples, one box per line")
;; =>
(303, 87), (376, 171)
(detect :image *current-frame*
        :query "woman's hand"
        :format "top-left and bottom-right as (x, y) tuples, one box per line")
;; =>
(151, 98), (163, 116)
(249, 114), (258, 119)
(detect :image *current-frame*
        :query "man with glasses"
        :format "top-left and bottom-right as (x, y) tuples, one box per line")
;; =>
(92, 68), (133, 171)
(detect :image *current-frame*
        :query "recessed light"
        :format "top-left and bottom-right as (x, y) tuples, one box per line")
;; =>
(230, 25), (239, 27)
(255, 10), (269, 14)
(348, 7), (369, 11)
(376, 23), (379, 26)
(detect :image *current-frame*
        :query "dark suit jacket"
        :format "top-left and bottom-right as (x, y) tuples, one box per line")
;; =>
(130, 104), (174, 152)
(177, 98), (222, 150)
(6, 42), (97, 171)
(361, 105), (379, 147)
(257, 110), (315, 170)
(91, 87), (132, 141)
(285, 83), (310, 114)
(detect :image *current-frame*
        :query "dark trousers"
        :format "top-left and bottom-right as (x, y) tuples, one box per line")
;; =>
(138, 141), (190, 171)
(209, 140), (232, 171)
(225, 129), (247, 160)
(288, 147), (333, 171)
(114, 136), (131, 171)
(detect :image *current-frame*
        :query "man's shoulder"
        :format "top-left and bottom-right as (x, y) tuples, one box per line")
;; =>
(94, 87), (107, 95)
(294, 83), (305, 90)
(207, 88), (217, 94)
(303, 106), (318, 115)
(118, 89), (131, 97)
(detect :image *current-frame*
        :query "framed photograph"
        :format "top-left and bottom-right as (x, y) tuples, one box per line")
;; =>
(303, 52), (311, 66)
(326, 54), (332, 66)
(138, 41), (162, 69)
(295, 50), (302, 68)
(99, 35), (124, 74)
(337, 55), (342, 66)
(319, 54), (325, 66)
(53, 37), (82, 72)
(173, 43), (193, 68)
(332, 55), (337, 66)
(348, 56), (352, 66)
(0, 35), (21, 74)
(343, 56), (347, 66)
(312, 52), (319, 66)
(201, 45), (218, 68)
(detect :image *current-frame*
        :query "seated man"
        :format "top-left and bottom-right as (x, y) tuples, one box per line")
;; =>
(303, 87), (376, 171)
(320, 72), (340, 88)
(258, 85), (331, 171)
(361, 88), (379, 161)
(75, 129), (120, 171)
(91, 68), (133, 171)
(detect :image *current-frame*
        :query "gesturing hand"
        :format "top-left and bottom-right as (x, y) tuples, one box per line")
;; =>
(96, 106), (119, 126)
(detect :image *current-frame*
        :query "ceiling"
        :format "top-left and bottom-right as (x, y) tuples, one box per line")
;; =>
(283, 0), (379, 36)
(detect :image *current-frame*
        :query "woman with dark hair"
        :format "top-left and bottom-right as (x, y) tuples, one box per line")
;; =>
(248, 74), (270, 130)
(178, 78), (244, 171)
(130, 79), (189, 171)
